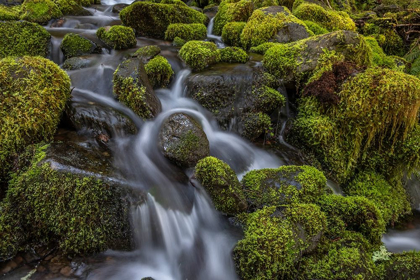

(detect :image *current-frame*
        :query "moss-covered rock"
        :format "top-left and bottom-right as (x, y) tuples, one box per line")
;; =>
(145, 55), (174, 88)
(133, 45), (161, 63)
(364, 36), (398, 69)
(97, 25), (137, 50)
(179, 40), (220, 71)
(0, 20), (51, 58)
(195, 156), (247, 215)
(303, 19), (328, 35)
(0, 56), (70, 185)
(221, 21), (246, 47)
(218, 46), (249, 63)
(173, 36), (186, 47)
(241, 6), (313, 50)
(113, 58), (161, 119)
(54, 0), (92, 16)
(241, 165), (328, 209)
(213, 0), (254, 36)
(120, 0), (207, 39)
(21, 0), (62, 24)
(382, 251), (420, 279)
(239, 112), (271, 141)
(249, 42), (280, 54)
(164, 23), (207, 41)
(60, 33), (99, 59)
(0, 5), (20, 20)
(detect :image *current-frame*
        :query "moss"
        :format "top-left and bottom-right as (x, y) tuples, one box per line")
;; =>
(364, 36), (397, 69)
(249, 42), (280, 54)
(0, 144), (133, 259)
(252, 85), (286, 112)
(173, 36), (186, 47)
(221, 21), (246, 47)
(0, 56), (71, 183)
(345, 172), (411, 225)
(241, 165), (328, 209)
(0, 21), (51, 58)
(120, 0), (207, 39)
(145, 55), (174, 88)
(0, 5), (20, 20)
(21, 0), (62, 24)
(179, 40), (220, 71)
(217, 46), (249, 63)
(292, 2), (356, 32)
(213, 0), (254, 36)
(241, 112), (271, 141)
(195, 156), (247, 215)
(96, 25), (136, 50)
(133, 45), (161, 60)
(164, 23), (207, 41)
(240, 7), (313, 50)
(382, 251), (420, 279)
(60, 33), (98, 59)
(54, 0), (87, 16)
(303, 20), (328, 35)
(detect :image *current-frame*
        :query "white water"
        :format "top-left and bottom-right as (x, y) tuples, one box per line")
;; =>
(207, 17), (225, 48)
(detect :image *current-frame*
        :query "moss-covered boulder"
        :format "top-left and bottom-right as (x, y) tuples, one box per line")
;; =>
(0, 20), (51, 58)
(241, 6), (313, 49)
(221, 21), (246, 47)
(113, 58), (161, 119)
(159, 113), (210, 168)
(241, 165), (328, 210)
(145, 55), (174, 88)
(20, 0), (62, 24)
(164, 23), (207, 42)
(263, 30), (372, 83)
(213, 0), (254, 36)
(382, 251), (420, 279)
(217, 46), (249, 63)
(0, 5), (20, 20)
(303, 19), (328, 35)
(195, 156), (247, 215)
(97, 25), (137, 50)
(133, 45), (161, 63)
(0, 56), (70, 185)
(120, 0), (207, 39)
(239, 112), (271, 141)
(0, 142), (143, 260)
(179, 40), (220, 71)
(60, 33), (100, 59)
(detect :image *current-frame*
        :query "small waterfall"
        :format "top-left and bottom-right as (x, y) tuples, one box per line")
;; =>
(207, 17), (225, 48)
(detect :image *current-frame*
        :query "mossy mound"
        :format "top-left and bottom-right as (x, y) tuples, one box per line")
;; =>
(145, 55), (174, 88)
(218, 46), (249, 63)
(381, 251), (420, 279)
(241, 6), (312, 50)
(21, 0), (62, 24)
(240, 112), (271, 141)
(213, 0), (254, 36)
(120, 0), (207, 39)
(0, 5), (20, 20)
(292, 2), (356, 32)
(179, 40), (220, 71)
(0, 56), (70, 184)
(97, 25), (137, 50)
(164, 23), (207, 42)
(345, 172), (411, 225)
(173, 36), (186, 47)
(60, 33), (99, 59)
(303, 20), (328, 35)
(241, 165), (328, 210)
(133, 45), (161, 62)
(221, 21), (246, 47)
(364, 36), (398, 69)
(249, 42), (280, 54)
(0, 20), (51, 58)
(195, 156), (247, 215)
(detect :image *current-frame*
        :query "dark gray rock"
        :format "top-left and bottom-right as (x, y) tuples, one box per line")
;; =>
(275, 21), (311, 43)
(62, 57), (92, 70)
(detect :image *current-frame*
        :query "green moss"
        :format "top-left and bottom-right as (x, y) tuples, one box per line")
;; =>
(133, 45), (161, 60)
(249, 42), (280, 54)
(213, 0), (254, 36)
(0, 5), (20, 20)
(179, 40), (220, 71)
(241, 112), (271, 141)
(54, 0), (86, 15)
(96, 25), (136, 50)
(345, 172), (411, 225)
(364, 36), (397, 69)
(382, 251), (420, 279)
(173, 36), (186, 47)
(303, 20), (328, 35)
(293, 2), (356, 32)
(252, 85), (286, 112)
(120, 0), (207, 39)
(21, 0), (62, 24)
(0, 21), (51, 58)
(241, 165), (328, 209)
(164, 23), (207, 41)
(0, 56), (71, 194)
(145, 55), (174, 88)
(217, 46), (249, 63)
(60, 33), (97, 59)
(221, 21), (246, 47)
(195, 156), (247, 215)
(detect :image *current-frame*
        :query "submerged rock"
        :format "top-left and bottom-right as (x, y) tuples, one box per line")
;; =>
(159, 113), (209, 168)
(62, 56), (92, 70)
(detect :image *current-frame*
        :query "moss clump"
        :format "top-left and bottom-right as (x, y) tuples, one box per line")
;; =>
(97, 25), (136, 50)
(241, 112), (271, 141)
(0, 145), (133, 259)
(364, 36), (397, 69)
(381, 251), (420, 279)
(345, 172), (411, 225)
(213, 0), (254, 36)
(0, 20), (51, 58)
(292, 2), (356, 32)
(164, 23), (207, 41)
(241, 165), (328, 209)
(218, 46), (249, 63)
(303, 20), (328, 35)
(195, 156), (247, 215)
(249, 42), (280, 54)
(145, 55), (174, 88)
(0, 5), (20, 20)
(221, 21), (246, 47)
(361, 23), (406, 57)
(120, 0), (207, 39)
(60, 33), (98, 59)
(133, 45), (161, 61)
(179, 40), (220, 71)
(173, 36), (186, 47)
(241, 6), (313, 49)
(21, 0), (62, 24)
(0, 56), (70, 190)
(54, 0), (89, 16)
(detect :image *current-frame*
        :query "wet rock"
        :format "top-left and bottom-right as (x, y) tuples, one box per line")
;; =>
(96, 25), (137, 50)
(112, 3), (129, 13)
(159, 113), (210, 168)
(62, 57), (92, 70)
(60, 33), (100, 59)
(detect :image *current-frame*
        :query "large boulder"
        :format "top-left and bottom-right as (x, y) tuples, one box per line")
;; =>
(20, 0), (62, 24)
(113, 58), (161, 119)
(0, 21), (51, 58)
(120, 0), (207, 39)
(159, 113), (209, 168)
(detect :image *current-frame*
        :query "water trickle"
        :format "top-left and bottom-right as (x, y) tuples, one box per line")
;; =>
(207, 17), (225, 48)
